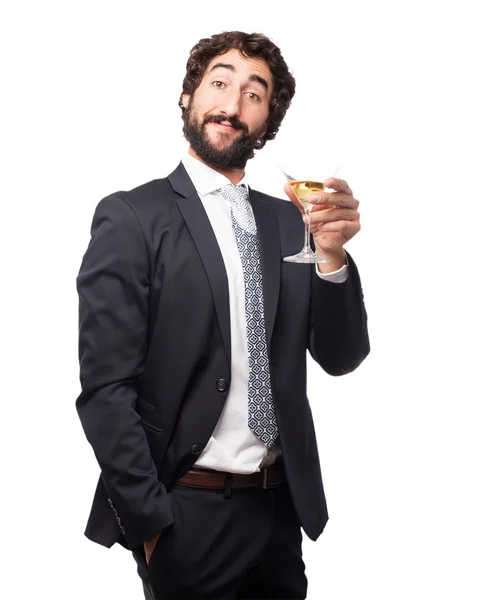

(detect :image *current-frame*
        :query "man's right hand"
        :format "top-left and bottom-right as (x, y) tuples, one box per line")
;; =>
(144, 530), (162, 565)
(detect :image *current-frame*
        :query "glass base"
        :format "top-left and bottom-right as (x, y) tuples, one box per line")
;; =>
(283, 249), (330, 264)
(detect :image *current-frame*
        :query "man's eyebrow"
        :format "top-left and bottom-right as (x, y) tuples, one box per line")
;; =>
(209, 63), (269, 91)
(209, 62), (236, 74)
(249, 74), (269, 91)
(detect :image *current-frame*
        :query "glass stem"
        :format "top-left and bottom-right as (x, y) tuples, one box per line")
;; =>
(303, 209), (311, 251)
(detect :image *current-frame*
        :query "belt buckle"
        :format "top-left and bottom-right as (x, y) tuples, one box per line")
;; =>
(262, 463), (283, 489)
(262, 466), (273, 489)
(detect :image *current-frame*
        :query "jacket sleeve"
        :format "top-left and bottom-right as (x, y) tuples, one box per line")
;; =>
(308, 251), (370, 375)
(76, 194), (173, 550)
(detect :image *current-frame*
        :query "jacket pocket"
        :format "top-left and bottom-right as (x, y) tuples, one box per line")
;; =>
(136, 397), (163, 436)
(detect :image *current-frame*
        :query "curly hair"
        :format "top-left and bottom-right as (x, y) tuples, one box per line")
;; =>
(179, 31), (296, 150)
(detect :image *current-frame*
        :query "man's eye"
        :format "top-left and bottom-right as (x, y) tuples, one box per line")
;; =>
(212, 81), (225, 88)
(247, 92), (260, 101)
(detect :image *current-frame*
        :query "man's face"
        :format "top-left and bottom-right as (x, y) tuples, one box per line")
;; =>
(182, 49), (273, 170)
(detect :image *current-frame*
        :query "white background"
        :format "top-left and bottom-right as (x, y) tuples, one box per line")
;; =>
(1, 1), (478, 598)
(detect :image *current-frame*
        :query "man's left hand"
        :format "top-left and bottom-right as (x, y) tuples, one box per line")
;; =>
(284, 177), (361, 267)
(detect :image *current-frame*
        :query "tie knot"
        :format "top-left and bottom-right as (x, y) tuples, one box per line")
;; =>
(219, 184), (255, 234)
(219, 183), (249, 207)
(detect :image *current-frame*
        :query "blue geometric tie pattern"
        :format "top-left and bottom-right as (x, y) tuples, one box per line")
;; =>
(220, 184), (279, 448)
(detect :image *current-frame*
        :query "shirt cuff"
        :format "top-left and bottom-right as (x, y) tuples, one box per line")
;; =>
(315, 263), (349, 284)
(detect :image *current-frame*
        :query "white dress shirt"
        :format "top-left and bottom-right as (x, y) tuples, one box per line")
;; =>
(182, 153), (348, 474)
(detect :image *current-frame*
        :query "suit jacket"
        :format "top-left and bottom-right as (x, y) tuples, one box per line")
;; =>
(76, 162), (370, 551)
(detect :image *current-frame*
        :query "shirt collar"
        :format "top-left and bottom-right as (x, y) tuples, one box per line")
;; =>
(182, 152), (249, 197)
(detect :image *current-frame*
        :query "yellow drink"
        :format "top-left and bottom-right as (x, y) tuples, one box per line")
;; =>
(289, 180), (325, 211)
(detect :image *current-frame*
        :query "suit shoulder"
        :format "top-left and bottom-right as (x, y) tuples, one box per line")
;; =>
(109, 177), (173, 206)
(94, 177), (174, 217)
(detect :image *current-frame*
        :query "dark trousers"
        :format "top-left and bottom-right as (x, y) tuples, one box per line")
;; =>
(132, 480), (308, 599)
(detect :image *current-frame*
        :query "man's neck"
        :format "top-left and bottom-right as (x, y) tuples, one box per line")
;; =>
(188, 148), (245, 184)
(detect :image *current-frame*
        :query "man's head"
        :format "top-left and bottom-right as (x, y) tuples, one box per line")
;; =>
(180, 31), (296, 170)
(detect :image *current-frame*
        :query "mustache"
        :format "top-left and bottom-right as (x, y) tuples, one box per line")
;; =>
(203, 114), (248, 133)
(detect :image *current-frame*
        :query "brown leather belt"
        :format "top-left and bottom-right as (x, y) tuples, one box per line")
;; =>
(176, 461), (284, 490)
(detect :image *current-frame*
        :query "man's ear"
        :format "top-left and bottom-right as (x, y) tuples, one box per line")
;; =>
(181, 94), (190, 109)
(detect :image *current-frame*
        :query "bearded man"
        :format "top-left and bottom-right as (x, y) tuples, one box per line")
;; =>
(76, 30), (369, 600)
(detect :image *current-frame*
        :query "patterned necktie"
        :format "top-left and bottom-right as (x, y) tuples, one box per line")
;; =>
(219, 183), (279, 448)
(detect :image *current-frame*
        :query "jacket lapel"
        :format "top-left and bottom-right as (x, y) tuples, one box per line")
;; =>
(169, 163), (231, 364)
(168, 163), (281, 359)
(249, 189), (281, 350)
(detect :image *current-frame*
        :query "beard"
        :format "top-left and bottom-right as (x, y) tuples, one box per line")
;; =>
(182, 101), (264, 170)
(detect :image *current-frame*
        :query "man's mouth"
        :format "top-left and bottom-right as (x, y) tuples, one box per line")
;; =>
(209, 121), (238, 132)
(204, 115), (246, 134)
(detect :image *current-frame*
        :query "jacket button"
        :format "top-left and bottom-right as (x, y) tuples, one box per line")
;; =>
(191, 444), (203, 455)
(216, 378), (228, 392)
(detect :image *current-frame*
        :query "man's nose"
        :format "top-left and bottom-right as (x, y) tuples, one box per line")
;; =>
(219, 90), (241, 118)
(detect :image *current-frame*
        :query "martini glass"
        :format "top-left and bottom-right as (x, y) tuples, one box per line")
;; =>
(280, 166), (340, 264)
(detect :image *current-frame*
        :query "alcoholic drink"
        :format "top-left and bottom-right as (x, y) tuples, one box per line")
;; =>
(280, 168), (331, 265)
(288, 180), (325, 212)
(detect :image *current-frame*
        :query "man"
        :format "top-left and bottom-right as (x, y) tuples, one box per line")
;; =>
(76, 31), (370, 599)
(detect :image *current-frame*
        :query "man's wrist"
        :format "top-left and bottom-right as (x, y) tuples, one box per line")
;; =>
(316, 248), (347, 274)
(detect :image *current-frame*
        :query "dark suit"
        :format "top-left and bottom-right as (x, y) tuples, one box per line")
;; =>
(76, 162), (369, 592)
